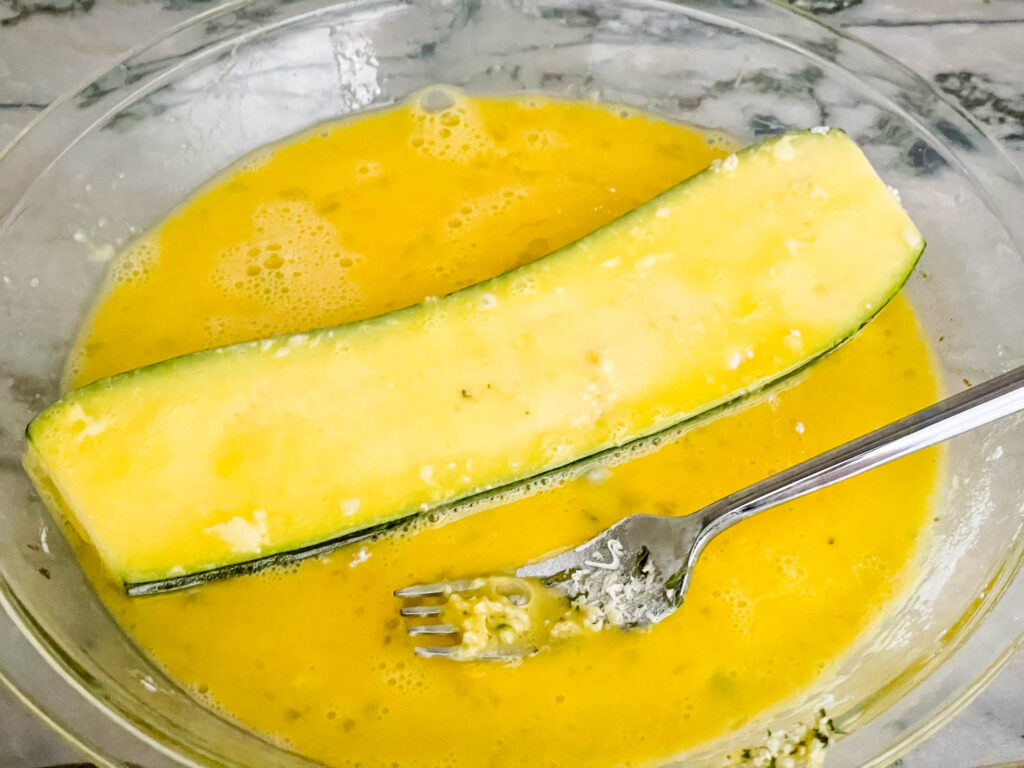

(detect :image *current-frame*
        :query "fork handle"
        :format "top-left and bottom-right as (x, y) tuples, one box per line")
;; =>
(692, 363), (1024, 549)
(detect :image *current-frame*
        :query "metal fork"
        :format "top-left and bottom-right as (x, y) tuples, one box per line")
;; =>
(396, 363), (1024, 659)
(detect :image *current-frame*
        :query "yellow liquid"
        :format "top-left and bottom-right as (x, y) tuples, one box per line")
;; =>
(70, 90), (939, 767)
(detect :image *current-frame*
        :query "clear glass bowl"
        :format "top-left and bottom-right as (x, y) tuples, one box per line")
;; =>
(2, 0), (1023, 766)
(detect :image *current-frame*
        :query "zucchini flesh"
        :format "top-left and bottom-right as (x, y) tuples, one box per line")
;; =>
(25, 130), (924, 590)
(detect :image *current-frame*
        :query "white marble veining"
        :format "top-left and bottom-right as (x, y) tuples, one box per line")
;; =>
(1, 1), (1022, 766)
(823, 0), (1024, 24)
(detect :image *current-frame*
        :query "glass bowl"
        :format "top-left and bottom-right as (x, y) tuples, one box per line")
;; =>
(2, 0), (1023, 766)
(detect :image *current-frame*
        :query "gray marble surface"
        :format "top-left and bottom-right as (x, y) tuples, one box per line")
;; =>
(1, 0), (1023, 766)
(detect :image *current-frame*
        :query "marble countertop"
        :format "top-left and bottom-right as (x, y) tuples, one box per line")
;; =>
(1, 0), (1023, 766)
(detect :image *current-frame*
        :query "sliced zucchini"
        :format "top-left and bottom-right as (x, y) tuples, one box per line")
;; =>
(25, 129), (924, 591)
